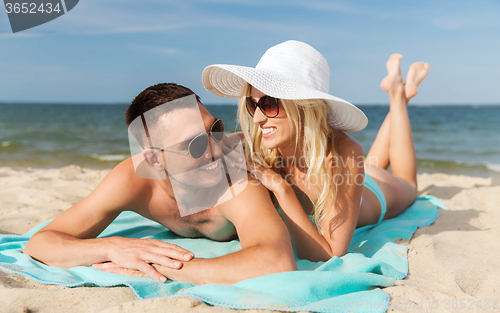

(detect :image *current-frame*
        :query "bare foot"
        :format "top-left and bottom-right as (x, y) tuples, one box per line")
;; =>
(405, 62), (430, 100)
(380, 54), (404, 98)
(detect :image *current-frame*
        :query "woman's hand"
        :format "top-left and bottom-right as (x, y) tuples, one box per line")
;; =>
(247, 162), (290, 195)
(219, 132), (291, 194)
(220, 132), (245, 168)
(93, 237), (193, 283)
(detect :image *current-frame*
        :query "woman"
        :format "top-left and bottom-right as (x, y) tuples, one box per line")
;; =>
(203, 40), (430, 261)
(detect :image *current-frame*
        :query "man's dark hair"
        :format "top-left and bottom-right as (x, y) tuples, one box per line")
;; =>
(125, 83), (201, 126)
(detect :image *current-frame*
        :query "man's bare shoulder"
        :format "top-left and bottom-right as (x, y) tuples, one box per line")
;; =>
(94, 157), (154, 212)
(216, 175), (273, 218)
(108, 158), (142, 183)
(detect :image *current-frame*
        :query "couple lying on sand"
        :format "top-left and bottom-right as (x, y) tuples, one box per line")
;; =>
(23, 40), (430, 285)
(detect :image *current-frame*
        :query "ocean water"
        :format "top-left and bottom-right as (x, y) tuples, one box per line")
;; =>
(1, 103), (499, 178)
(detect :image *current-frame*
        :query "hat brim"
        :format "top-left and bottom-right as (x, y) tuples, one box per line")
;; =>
(202, 64), (368, 132)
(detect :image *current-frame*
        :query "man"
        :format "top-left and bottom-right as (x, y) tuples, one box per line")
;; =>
(23, 83), (296, 285)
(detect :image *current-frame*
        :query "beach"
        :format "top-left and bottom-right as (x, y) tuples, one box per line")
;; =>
(2, 0), (500, 310)
(1, 103), (499, 312)
(0, 165), (498, 312)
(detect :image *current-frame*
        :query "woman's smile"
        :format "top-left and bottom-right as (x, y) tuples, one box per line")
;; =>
(250, 88), (291, 149)
(261, 126), (277, 138)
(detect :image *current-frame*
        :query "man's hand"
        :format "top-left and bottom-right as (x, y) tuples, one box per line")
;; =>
(94, 237), (194, 283)
(92, 261), (184, 282)
(92, 261), (150, 278)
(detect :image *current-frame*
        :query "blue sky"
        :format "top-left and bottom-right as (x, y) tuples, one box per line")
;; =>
(1, 0), (499, 105)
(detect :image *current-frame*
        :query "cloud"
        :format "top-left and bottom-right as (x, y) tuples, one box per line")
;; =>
(13, 0), (365, 36)
(43, 0), (298, 36)
(288, 0), (361, 13)
(0, 32), (45, 38)
(25, 0), (197, 35)
(432, 11), (500, 30)
(133, 45), (183, 56)
(191, 0), (359, 12)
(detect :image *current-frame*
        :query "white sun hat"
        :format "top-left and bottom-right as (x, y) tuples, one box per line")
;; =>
(202, 40), (368, 132)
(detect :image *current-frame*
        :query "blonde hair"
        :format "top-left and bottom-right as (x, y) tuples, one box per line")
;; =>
(238, 84), (342, 234)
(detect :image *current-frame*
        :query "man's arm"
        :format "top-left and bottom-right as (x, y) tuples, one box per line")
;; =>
(156, 178), (296, 284)
(23, 159), (193, 283)
(97, 177), (297, 285)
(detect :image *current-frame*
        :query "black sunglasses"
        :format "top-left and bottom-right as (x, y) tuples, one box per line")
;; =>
(246, 96), (280, 118)
(150, 119), (224, 159)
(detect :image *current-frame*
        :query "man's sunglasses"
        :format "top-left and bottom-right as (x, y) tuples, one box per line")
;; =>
(150, 119), (224, 159)
(246, 96), (280, 118)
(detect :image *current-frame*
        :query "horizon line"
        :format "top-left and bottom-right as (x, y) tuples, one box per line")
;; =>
(1, 102), (500, 107)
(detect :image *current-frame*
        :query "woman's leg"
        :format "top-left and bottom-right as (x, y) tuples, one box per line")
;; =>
(365, 55), (430, 178)
(365, 54), (403, 169)
(361, 55), (429, 223)
(385, 56), (418, 189)
(405, 62), (431, 99)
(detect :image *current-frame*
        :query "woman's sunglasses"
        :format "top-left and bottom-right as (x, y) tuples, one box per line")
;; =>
(246, 96), (280, 118)
(151, 119), (224, 159)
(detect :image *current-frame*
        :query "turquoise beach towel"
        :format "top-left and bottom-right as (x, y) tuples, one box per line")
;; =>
(0, 196), (445, 313)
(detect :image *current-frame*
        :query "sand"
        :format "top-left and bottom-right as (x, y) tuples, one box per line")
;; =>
(0, 165), (499, 313)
